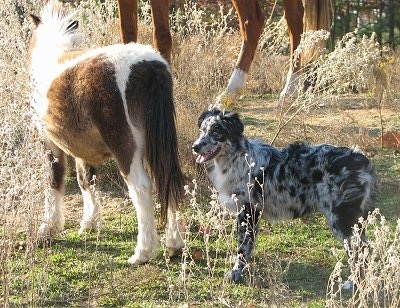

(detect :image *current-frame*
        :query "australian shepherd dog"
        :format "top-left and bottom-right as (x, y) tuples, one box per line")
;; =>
(192, 108), (378, 284)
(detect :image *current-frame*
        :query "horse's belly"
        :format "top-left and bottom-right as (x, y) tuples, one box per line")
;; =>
(46, 125), (111, 165)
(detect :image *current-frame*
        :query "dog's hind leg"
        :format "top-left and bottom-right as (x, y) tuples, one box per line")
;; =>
(328, 204), (371, 290)
(75, 159), (101, 233)
(226, 202), (262, 283)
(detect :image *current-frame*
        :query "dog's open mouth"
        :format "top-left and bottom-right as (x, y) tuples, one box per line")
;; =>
(195, 147), (221, 163)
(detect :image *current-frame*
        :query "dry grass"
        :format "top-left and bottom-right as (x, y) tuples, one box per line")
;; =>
(1, 0), (400, 306)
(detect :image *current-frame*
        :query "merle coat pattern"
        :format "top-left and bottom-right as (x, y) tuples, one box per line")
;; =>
(192, 108), (377, 283)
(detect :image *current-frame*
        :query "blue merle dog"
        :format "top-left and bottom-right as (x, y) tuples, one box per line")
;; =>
(192, 108), (378, 284)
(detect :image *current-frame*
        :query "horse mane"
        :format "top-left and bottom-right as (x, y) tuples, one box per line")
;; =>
(34, 0), (83, 51)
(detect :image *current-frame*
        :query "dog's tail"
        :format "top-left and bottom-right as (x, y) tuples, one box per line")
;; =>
(336, 150), (378, 214)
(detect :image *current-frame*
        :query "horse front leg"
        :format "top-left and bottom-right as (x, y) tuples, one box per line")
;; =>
(75, 158), (101, 233)
(38, 143), (66, 238)
(217, 0), (264, 104)
(226, 202), (262, 283)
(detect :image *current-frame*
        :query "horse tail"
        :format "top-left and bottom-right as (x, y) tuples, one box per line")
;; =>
(142, 60), (185, 223)
(301, 0), (333, 66)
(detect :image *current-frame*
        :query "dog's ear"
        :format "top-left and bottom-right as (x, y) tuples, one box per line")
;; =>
(198, 110), (212, 128)
(221, 111), (244, 140)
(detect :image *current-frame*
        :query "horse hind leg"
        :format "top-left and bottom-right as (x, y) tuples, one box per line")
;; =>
(75, 158), (101, 233)
(38, 143), (66, 238)
(123, 150), (160, 265)
(165, 203), (185, 257)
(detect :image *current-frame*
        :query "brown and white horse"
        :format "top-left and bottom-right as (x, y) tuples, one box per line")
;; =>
(116, 0), (332, 101)
(28, 0), (185, 265)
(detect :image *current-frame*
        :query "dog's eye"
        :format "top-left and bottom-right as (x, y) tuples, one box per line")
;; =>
(211, 124), (221, 132)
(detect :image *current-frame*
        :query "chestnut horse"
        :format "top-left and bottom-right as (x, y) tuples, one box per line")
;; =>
(116, 0), (332, 100)
(29, 0), (185, 265)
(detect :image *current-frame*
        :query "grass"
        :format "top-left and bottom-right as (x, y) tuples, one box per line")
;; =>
(1, 0), (400, 306)
(4, 149), (400, 306)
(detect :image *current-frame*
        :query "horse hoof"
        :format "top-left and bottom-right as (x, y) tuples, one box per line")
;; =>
(78, 220), (99, 234)
(38, 222), (63, 239)
(224, 269), (244, 284)
(127, 248), (158, 265)
(127, 254), (147, 265)
(167, 247), (182, 258)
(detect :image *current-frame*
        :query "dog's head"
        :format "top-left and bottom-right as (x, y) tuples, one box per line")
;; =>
(192, 108), (244, 163)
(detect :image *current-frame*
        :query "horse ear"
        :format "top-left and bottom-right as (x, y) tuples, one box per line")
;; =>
(30, 14), (41, 27)
(66, 20), (79, 32)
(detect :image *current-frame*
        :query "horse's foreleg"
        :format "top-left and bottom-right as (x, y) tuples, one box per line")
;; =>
(226, 202), (261, 283)
(150, 0), (171, 63)
(75, 158), (101, 233)
(217, 0), (264, 104)
(124, 153), (159, 265)
(117, 0), (138, 44)
(38, 143), (66, 237)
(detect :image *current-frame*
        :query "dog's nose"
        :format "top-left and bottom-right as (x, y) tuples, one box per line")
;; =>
(192, 143), (201, 153)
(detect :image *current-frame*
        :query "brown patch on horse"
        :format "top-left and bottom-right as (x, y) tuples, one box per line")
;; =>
(45, 54), (135, 173)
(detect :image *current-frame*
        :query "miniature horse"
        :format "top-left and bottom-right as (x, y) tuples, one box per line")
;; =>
(28, 0), (185, 264)
(116, 0), (332, 100)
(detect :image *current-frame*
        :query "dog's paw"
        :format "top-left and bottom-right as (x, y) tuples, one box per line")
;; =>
(224, 269), (244, 284)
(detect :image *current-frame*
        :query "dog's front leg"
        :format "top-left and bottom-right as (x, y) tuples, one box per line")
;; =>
(225, 202), (261, 283)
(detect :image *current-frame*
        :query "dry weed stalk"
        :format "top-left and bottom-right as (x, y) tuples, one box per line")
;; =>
(327, 209), (400, 307)
(273, 30), (384, 144)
